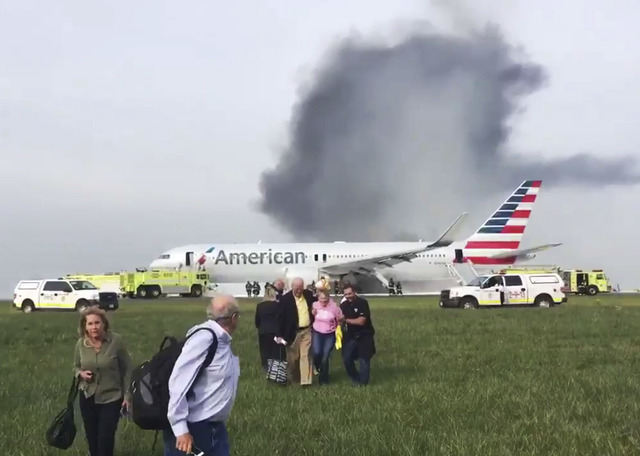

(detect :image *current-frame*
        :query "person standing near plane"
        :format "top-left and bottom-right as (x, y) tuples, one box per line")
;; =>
(73, 307), (133, 456)
(164, 295), (241, 456)
(311, 290), (343, 384)
(254, 284), (287, 372)
(340, 284), (376, 386)
(280, 277), (315, 386)
(273, 278), (285, 301)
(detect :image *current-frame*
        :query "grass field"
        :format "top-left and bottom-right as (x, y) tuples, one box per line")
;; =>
(3, 294), (640, 455)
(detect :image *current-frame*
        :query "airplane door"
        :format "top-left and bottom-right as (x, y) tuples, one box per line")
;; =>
(186, 251), (194, 267)
(454, 249), (463, 263)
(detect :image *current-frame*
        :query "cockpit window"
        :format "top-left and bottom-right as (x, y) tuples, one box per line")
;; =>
(158, 254), (170, 259)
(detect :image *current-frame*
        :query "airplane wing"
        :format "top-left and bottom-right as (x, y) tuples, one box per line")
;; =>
(486, 243), (562, 260)
(319, 212), (467, 276)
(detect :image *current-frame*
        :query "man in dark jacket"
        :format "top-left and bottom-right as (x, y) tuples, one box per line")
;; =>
(280, 277), (315, 386)
(254, 284), (286, 371)
(340, 283), (376, 386)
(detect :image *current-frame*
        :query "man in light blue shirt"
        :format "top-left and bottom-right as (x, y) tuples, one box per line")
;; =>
(163, 295), (241, 456)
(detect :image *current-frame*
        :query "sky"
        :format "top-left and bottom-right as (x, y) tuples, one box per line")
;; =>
(1, 0), (639, 297)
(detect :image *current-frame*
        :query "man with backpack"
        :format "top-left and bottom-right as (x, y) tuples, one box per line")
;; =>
(163, 295), (241, 456)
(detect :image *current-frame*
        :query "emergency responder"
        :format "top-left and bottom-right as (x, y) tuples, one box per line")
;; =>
(245, 281), (252, 297)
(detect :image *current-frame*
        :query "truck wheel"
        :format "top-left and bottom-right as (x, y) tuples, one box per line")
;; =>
(587, 285), (598, 296)
(460, 297), (477, 309)
(76, 299), (89, 312)
(150, 287), (161, 298)
(190, 285), (202, 297)
(137, 287), (148, 298)
(534, 294), (553, 308)
(22, 300), (35, 313)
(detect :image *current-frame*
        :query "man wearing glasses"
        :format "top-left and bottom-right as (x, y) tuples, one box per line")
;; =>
(164, 295), (241, 456)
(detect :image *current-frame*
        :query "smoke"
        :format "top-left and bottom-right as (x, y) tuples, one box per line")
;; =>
(257, 23), (640, 242)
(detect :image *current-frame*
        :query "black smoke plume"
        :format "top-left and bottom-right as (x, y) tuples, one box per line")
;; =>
(258, 24), (640, 241)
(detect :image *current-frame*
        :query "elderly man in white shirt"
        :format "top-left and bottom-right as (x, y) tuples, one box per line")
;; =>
(163, 295), (241, 456)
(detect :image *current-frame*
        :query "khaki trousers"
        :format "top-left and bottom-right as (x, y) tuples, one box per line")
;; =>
(286, 326), (312, 385)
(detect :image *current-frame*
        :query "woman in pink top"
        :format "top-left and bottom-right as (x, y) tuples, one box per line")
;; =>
(311, 290), (343, 385)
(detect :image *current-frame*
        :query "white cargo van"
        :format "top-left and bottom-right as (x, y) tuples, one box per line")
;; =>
(439, 272), (567, 309)
(13, 279), (106, 313)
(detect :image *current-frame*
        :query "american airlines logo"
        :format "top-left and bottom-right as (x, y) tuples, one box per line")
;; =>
(206, 247), (306, 265)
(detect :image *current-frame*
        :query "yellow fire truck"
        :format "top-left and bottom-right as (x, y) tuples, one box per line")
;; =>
(119, 269), (209, 299)
(496, 266), (611, 296)
(561, 269), (611, 295)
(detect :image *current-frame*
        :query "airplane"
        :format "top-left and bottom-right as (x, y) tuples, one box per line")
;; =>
(149, 180), (561, 289)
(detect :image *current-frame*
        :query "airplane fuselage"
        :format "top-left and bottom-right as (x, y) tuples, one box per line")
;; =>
(149, 180), (558, 289)
(150, 240), (519, 284)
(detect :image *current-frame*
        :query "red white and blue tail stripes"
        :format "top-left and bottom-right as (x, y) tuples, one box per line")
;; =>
(463, 180), (541, 265)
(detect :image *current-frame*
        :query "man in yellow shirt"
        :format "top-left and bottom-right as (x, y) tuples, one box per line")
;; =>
(280, 277), (315, 386)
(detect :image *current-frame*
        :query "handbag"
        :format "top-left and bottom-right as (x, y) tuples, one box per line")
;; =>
(266, 344), (288, 385)
(45, 376), (80, 450)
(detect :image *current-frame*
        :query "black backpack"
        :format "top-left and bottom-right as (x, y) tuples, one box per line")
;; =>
(130, 326), (218, 431)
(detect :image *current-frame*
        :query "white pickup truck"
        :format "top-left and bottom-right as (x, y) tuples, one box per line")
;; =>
(439, 272), (567, 309)
(13, 278), (119, 313)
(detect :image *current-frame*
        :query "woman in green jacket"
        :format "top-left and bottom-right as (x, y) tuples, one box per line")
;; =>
(73, 307), (132, 456)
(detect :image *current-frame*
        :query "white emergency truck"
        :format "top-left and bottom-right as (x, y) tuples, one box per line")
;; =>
(439, 272), (567, 309)
(12, 278), (111, 313)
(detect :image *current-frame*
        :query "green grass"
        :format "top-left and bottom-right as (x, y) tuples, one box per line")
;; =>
(3, 294), (640, 455)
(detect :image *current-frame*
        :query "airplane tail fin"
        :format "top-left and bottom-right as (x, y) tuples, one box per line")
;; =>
(463, 180), (543, 264)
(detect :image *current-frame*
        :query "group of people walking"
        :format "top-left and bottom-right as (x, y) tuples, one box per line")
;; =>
(67, 277), (375, 456)
(70, 296), (241, 456)
(254, 277), (376, 386)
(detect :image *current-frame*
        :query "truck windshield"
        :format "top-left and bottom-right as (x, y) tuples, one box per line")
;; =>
(467, 275), (488, 287)
(69, 280), (98, 290)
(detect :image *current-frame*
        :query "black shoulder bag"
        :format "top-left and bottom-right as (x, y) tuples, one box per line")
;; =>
(45, 376), (80, 450)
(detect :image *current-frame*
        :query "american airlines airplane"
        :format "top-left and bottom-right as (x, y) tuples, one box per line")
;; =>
(149, 180), (561, 289)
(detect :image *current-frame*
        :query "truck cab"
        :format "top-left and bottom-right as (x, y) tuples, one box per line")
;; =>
(13, 279), (118, 313)
(439, 272), (567, 309)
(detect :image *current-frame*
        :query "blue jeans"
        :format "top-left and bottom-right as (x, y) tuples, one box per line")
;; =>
(342, 338), (371, 385)
(163, 420), (229, 456)
(312, 330), (336, 384)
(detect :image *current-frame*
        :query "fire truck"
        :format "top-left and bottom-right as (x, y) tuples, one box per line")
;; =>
(495, 266), (611, 296)
(561, 269), (611, 295)
(119, 269), (209, 299)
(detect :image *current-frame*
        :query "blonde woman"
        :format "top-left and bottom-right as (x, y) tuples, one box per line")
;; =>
(311, 290), (343, 384)
(73, 307), (133, 456)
